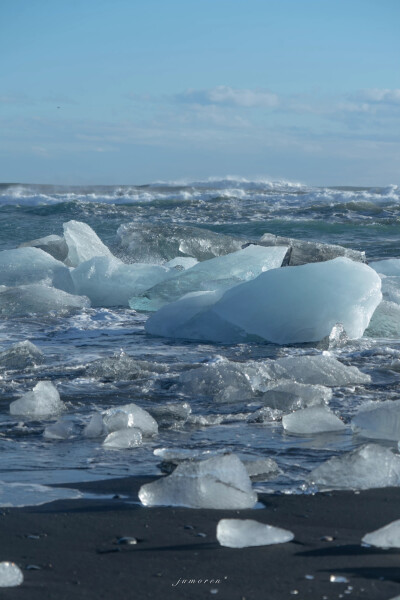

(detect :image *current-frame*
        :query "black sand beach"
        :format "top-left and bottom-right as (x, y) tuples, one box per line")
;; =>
(1, 476), (400, 599)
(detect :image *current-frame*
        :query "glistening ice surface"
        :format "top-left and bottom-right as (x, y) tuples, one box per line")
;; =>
(1, 179), (400, 504)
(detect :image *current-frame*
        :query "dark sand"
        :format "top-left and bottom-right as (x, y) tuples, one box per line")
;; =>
(1, 476), (400, 599)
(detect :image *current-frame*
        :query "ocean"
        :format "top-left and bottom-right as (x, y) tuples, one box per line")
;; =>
(1, 178), (400, 505)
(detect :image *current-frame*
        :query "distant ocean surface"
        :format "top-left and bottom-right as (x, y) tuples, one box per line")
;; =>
(1, 178), (400, 505)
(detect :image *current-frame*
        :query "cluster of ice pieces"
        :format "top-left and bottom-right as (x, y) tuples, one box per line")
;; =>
(139, 454), (257, 509)
(216, 519), (294, 548)
(10, 382), (65, 418)
(146, 258), (382, 344)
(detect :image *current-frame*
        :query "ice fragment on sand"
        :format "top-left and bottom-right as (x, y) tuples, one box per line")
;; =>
(139, 454), (257, 509)
(0, 284), (90, 317)
(217, 518), (294, 548)
(116, 223), (244, 263)
(63, 220), (113, 267)
(0, 481), (81, 507)
(259, 232), (366, 266)
(130, 245), (288, 311)
(0, 247), (73, 292)
(103, 427), (143, 449)
(83, 413), (106, 438)
(0, 562), (24, 587)
(0, 341), (43, 370)
(43, 419), (75, 440)
(19, 234), (68, 262)
(146, 258), (382, 344)
(362, 519), (400, 548)
(103, 403), (158, 436)
(260, 381), (332, 411)
(282, 406), (346, 434)
(9, 381), (65, 418)
(71, 255), (171, 307)
(351, 400), (400, 441)
(309, 444), (400, 490)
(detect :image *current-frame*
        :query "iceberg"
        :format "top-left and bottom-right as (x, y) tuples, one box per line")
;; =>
(0, 341), (44, 370)
(282, 406), (346, 434)
(9, 381), (65, 418)
(71, 255), (171, 307)
(138, 454), (257, 509)
(362, 520), (400, 548)
(63, 220), (113, 267)
(0, 247), (73, 292)
(103, 403), (158, 436)
(309, 444), (400, 490)
(351, 400), (400, 441)
(0, 284), (90, 317)
(103, 427), (143, 449)
(216, 519), (294, 548)
(0, 562), (24, 587)
(259, 232), (366, 266)
(146, 258), (382, 344)
(19, 234), (68, 262)
(116, 223), (244, 263)
(129, 245), (289, 311)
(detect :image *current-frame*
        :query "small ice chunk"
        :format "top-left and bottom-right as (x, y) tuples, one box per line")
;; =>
(217, 519), (294, 548)
(282, 406), (346, 434)
(329, 575), (349, 583)
(130, 245), (288, 311)
(148, 402), (191, 428)
(43, 419), (75, 440)
(272, 354), (370, 386)
(362, 519), (400, 548)
(366, 300), (400, 338)
(0, 341), (43, 370)
(0, 284), (90, 317)
(86, 354), (142, 381)
(63, 220), (113, 267)
(309, 444), (400, 490)
(242, 457), (281, 480)
(83, 413), (105, 438)
(19, 234), (68, 262)
(103, 427), (143, 449)
(0, 247), (73, 292)
(146, 257), (381, 344)
(260, 381), (332, 411)
(71, 255), (171, 307)
(351, 400), (400, 441)
(10, 381), (64, 418)
(103, 403), (158, 436)
(178, 357), (255, 400)
(139, 454), (257, 509)
(0, 562), (24, 587)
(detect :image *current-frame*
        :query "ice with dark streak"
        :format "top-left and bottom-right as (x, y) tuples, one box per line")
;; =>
(146, 257), (382, 344)
(139, 454), (257, 509)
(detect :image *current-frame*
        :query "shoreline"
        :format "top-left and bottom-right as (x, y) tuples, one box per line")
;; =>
(0, 476), (400, 599)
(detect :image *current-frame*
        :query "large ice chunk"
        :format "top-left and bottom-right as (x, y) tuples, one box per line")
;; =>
(63, 220), (113, 267)
(129, 245), (288, 311)
(9, 381), (65, 418)
(260, 381), (332, 411)
(362, 520), (400, 548)
(19, 234), (68, 262)
(146, 258), (382, 344)
(103, 403), (158, 436)
(103, 427), (143, 449)
(0, 341), (43, 370)
(259, 232), (366, 266)
(0, 562), (24, 587)
(309, 444), (400, 490)
(217, 519), (294, 548)
(282, 406), (346, 434)
(0, 247), (73, 292)
(138, 454), (257, 509)
(271, 354), (371, 386)
(116, 223), (244, 263)
(71, 255), (171, 307)
(351, 400), (400, 441)
(0, 284), (90, 317)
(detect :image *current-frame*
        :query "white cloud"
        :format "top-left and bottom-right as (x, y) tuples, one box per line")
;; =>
(351, 89), (400, 105)
(177, 86), (279, 108)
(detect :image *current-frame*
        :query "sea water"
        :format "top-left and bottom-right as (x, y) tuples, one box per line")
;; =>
(1, 178), (400, 504)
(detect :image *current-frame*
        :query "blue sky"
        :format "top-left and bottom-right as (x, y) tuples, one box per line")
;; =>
(1, 0), (399, 185)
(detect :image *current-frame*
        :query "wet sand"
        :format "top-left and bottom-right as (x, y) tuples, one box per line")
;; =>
(1, 476), (400, 599)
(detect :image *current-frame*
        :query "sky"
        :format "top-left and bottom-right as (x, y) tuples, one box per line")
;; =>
(0, 0), (399, 186)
